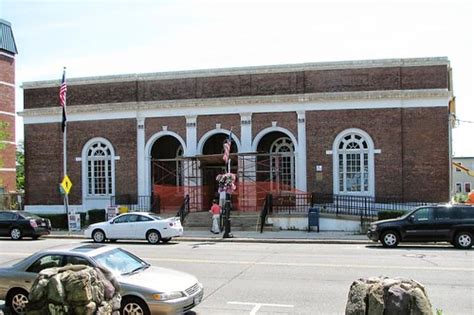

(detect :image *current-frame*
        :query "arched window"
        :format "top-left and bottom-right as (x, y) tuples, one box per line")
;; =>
(270, 137), (295, 189)
(334, 131), (374, 195)
(86, 141), (113, 196)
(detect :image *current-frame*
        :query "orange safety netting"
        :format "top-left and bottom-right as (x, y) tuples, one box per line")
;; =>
(154, 181), (307, 212)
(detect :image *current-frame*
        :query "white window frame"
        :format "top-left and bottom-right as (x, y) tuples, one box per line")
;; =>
(270, 137), (295, 190)
(332, 128), (375, 197)
(81, 138), (116, 197)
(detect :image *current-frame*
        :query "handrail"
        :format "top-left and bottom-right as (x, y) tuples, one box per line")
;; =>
(259, 193), (273, 233)
(177, 194), (190, 223)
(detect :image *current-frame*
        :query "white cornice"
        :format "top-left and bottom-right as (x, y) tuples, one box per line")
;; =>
(19, 89), (450, 125)
(22, 57), (450, 89)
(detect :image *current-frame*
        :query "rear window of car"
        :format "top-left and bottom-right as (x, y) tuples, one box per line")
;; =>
(19, 212), (41, 219)
(149, 214), (163, 221)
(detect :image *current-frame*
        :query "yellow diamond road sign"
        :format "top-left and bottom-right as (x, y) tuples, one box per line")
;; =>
(61, 175), (73, 195)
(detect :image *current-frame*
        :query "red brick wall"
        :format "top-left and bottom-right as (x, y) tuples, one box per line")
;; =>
(306, 107), (449, 202)
(253, 112), (298, 139)
(24, 65), (449, 109)
(25, 119), (137, 205)
(145, 117), (186, 143)
(0, 54), (16, 192)
(0, 54), (14, 83)
(197, 114), (241, 140)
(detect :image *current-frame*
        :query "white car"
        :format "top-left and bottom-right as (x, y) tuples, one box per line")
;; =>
(85, 212), (183, 244)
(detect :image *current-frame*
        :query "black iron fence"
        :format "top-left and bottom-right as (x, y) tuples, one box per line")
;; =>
(267, 192), (432, 217)
(110, 195), (153, 212)
(312, 193), (432, 218)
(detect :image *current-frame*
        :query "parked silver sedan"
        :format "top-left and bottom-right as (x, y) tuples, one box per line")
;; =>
(0, 244), (203, 314)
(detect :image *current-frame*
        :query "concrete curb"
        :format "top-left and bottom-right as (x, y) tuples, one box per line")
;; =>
(45, 234), (372, 245)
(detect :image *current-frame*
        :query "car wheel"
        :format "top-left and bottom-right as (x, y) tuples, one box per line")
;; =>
(381, 231), (399, 248)
(146, 230), (161, 244)
(92, 229), (106, 243)
(10, 227), (22, 240)
(7, 288), (29, 314)
(161, 237), (171, 243)
(121, 296), (150, 315)
(454, 232), (473, 249)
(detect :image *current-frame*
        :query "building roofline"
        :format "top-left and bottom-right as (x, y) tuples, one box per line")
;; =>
(22, 56), (450, 89)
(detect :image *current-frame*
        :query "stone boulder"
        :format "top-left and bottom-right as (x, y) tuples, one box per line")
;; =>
(26, 264), (121, 315)
(345, 276), (433, 315)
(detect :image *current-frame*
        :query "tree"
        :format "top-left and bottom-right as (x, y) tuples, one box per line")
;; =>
(16, 141), (24, 191)
(0, 121), (8, 188)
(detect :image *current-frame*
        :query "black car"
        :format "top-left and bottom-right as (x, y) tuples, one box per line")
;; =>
(367, 205), (474, 249)
(0, 210), (51, 240)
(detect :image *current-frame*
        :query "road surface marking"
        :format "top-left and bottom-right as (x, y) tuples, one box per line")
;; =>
(1, 253), (472, 272)
(228, 301), (294, 315)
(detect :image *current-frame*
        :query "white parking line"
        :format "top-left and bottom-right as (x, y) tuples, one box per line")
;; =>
(228, 301), (294, 315)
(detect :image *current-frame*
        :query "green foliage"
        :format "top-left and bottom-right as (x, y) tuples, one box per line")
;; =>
(452, 193), (468, 203)
(377, 210), (406, 221)
(0, 121), (8, 173)
(16, 142), (24, 191)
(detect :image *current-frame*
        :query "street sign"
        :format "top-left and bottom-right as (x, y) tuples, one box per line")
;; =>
(61, 175), (73, 195)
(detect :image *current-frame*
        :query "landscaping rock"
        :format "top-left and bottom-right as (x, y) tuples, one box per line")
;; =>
(26, 264), (121, 315)
(345, 276), (433, 315)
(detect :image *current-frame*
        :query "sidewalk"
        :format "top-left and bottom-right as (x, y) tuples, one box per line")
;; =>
(47, 229), (371, 244)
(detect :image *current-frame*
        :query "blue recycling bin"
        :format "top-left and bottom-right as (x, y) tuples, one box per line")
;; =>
(308, 207), (320, 232)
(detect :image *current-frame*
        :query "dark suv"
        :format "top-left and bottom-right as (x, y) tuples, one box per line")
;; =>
(367, 205), (474, 249)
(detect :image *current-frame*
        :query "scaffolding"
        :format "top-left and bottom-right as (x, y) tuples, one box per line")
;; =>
(151, 152), (302, 212)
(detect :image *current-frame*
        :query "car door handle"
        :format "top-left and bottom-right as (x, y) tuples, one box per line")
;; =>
(25, 280), (31, 283)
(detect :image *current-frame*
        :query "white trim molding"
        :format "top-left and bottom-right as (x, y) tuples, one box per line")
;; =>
(332, 128), (377, 197)
(144, 130), (187, 197)
(197, 129), (241, 155)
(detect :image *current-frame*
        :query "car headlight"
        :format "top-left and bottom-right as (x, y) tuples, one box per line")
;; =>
(370, 224), (377, 231)
(153, 291), (185, 301)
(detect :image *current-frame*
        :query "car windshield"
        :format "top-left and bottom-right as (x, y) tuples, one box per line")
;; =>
(93, 248), (149, 276)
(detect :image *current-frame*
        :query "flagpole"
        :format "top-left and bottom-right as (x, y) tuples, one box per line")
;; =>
(61, 67), (70, 234)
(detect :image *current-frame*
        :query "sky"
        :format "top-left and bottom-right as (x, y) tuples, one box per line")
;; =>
(1, 0), (473, 156)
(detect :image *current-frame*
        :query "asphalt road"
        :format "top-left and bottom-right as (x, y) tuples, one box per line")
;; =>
(0, 238), (473, 314)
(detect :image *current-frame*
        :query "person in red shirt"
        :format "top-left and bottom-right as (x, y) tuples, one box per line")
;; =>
(209, 199), (221, 234)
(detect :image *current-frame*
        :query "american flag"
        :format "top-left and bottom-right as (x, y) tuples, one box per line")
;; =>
(223, 131), (232, 163)
(59, 68), (67, 132)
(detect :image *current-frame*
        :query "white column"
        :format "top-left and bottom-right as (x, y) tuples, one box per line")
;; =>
(185, 115), (197, 156)
(240, 113), (252, 153)
(296, 111), (307, 192)
(136, 118), (146, 196)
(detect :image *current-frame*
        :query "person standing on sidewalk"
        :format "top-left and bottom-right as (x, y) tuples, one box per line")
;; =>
(209, 199), (221, 234)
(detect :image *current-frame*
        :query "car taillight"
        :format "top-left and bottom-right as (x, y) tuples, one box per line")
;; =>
(30, 219), (38, 228)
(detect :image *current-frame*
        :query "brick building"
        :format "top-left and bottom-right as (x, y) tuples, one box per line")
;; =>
(0, 19), (18, 193)
(20, 57), (454, 213)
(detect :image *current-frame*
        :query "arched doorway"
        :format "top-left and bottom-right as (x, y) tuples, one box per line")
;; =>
(256, 131), (296, 192)
(150, 135), (184, 211)
(200, 133), (238, 210)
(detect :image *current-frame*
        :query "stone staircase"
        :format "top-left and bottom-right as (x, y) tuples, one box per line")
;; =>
(182, 211), (272, 231)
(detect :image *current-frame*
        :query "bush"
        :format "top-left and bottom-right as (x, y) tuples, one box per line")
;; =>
(377, 210), (406, 221)
(88, 209), (106, 224)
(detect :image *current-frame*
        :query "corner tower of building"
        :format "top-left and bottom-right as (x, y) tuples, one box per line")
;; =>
(0, 19), (18, 192)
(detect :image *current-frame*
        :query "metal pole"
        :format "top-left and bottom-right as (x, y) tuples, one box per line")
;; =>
(62, 67), (70, 234)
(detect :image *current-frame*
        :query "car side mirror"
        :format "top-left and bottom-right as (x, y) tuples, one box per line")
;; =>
(407, 215), (414, 222)
(110, 221), (114, 224)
